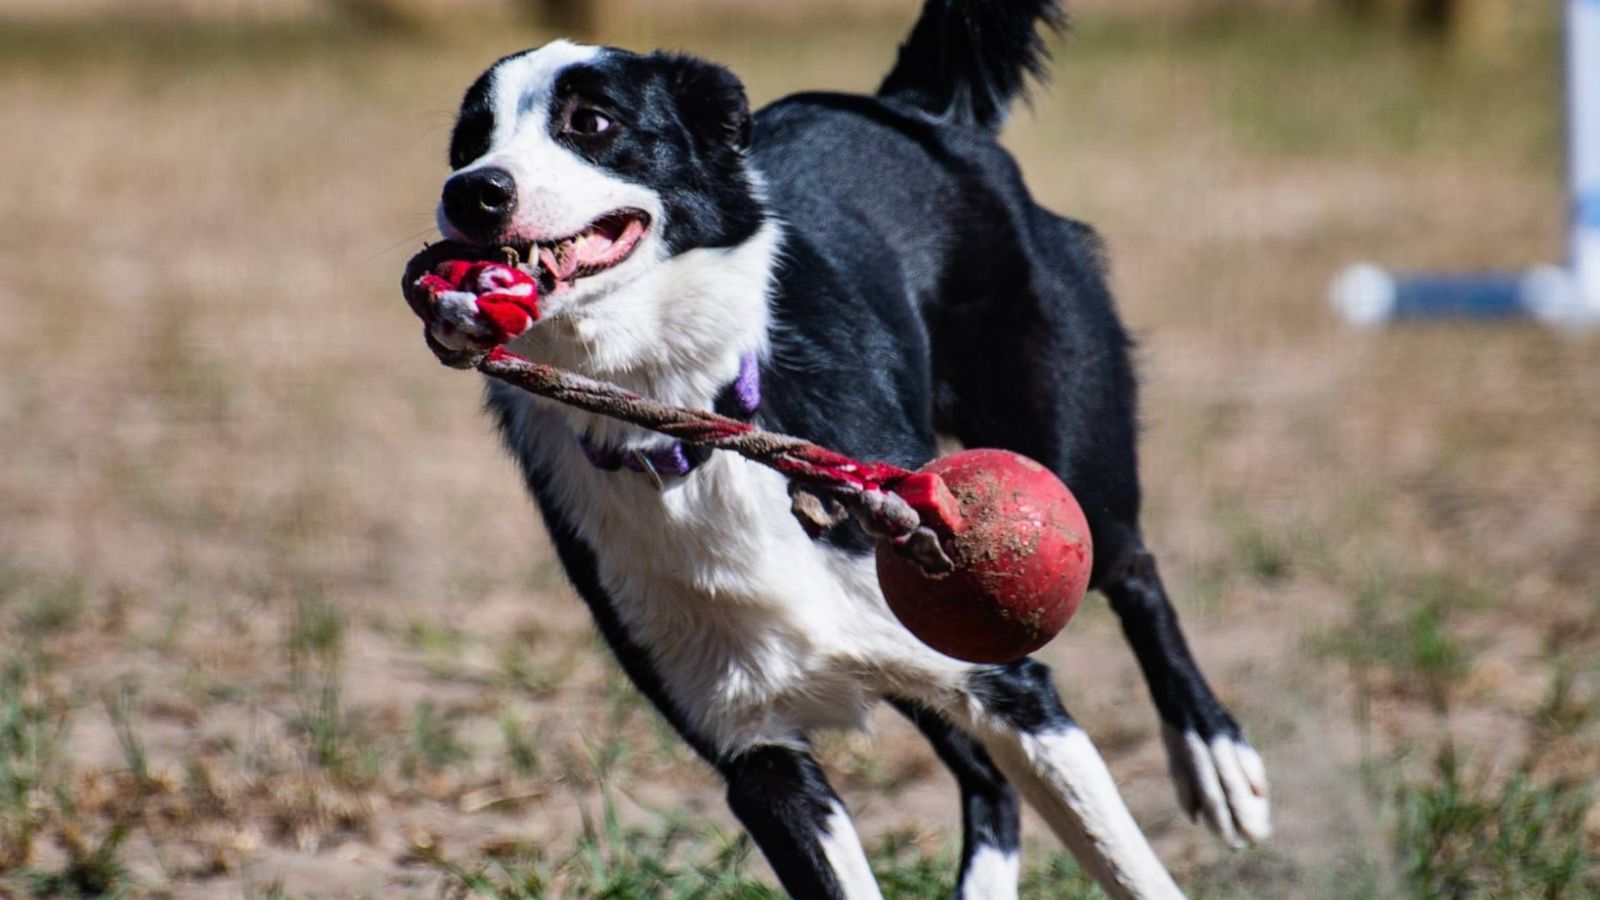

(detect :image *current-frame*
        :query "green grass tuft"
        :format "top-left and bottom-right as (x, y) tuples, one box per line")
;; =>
(406, 700), (470, 778)
(23, 822), (134, 898)
(19, 578), (86, 640)
(284, 593), (377, 786)
(1394, 746), (1597, 899)
(105, 682), (153, 791)
(1315, 572), (1474, 712)
(429, 807), (779, 898)
(500, 712), (541, 779)
(1217, 507), (1293, 584)
(0, 656), (68, 871)
(868, 831), (954, 898)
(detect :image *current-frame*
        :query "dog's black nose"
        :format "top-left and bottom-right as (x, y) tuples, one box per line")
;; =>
(442, 167), (517, 241)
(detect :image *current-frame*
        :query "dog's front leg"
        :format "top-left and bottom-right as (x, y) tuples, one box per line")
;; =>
(719, 743), (882, 899)
(961, 661), (1186, 900)
(892, 699), (1022, 900)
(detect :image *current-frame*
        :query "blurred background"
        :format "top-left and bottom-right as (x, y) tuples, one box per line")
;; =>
(0, 0), (1594, 896)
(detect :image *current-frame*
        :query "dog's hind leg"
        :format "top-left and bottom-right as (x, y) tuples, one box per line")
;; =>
(891, 698), (1021, 900)
(718, 743), (882, 899)
(952, 660), (1186, 900)
(1097, 531), (1271, 847)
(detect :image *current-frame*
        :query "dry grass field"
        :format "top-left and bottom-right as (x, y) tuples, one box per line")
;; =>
(0, 4), (1595, 897)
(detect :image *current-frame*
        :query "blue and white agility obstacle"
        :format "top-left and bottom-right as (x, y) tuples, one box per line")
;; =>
(1331, 0), (1600, 329)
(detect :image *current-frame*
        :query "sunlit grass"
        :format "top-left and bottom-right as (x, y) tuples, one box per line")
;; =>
(1394, 747), (1597, 899)
(0, 657), (68, 873)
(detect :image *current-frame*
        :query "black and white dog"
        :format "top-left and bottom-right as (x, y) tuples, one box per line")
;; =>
(410, 1), (1268, 896)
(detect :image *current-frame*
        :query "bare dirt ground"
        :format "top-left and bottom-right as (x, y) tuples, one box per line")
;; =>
(0, 6), (1594, 898)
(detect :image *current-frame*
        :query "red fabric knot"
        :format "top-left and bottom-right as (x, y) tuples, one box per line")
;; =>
(416, 258), (540, 346)
(484, 346), (524, 363)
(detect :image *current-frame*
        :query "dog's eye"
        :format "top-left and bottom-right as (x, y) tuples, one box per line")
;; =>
(568, 108), (613, 135)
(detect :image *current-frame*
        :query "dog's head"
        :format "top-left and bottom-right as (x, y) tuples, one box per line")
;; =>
(438, 41), (764, 318)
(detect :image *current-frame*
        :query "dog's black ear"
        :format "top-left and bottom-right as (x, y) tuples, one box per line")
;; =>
(662, 55), (752, 155)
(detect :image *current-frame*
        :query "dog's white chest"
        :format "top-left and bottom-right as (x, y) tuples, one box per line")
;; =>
(535, 431), (961, 752)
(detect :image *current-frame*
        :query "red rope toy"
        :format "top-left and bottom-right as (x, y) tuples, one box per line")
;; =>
(403, 244), (1092, 663)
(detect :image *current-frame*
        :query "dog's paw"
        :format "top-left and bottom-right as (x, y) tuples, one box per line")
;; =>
(1161, 724), (1271, 848)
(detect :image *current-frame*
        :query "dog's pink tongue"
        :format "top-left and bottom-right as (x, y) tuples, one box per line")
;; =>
(533, 217), (643, 292)
(538, 246), (578, 289)
(576, 218), (644, 268)
(572, 231), (615, 266)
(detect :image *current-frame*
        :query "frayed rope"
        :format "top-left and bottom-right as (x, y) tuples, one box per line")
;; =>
(477, 347), (954, 575)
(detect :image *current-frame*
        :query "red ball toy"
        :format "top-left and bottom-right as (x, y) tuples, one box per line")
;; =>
(877, 449), (1093, 664)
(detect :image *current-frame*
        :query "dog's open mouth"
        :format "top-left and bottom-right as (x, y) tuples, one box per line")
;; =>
(516, 209), (650, 294)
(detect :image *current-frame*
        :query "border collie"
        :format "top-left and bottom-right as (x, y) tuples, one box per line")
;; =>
(407, 1), (1269, 896)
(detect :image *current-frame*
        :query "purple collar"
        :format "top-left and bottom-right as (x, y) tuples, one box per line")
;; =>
(579, 352), (760, 482)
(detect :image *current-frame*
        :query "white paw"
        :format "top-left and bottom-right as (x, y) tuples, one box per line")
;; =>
(959, 845), (1019, 900)
(1161, 725), (1271, 848)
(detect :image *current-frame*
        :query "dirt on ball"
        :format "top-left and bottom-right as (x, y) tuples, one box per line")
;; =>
(876, 449), (1093, 664)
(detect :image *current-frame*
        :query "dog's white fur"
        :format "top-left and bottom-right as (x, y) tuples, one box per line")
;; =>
(436, 41), (668, 341)
(819, 803), (884, 899)
(961, 846), (1021, 900)
(452, 40), (1187, 900)
(976, 724), (1183, 898)
(494, 383), (976, 753)
(1164, 726), (1271, 847)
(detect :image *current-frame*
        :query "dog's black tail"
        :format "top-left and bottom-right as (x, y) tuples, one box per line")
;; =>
(877, 0), (1064, 132)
